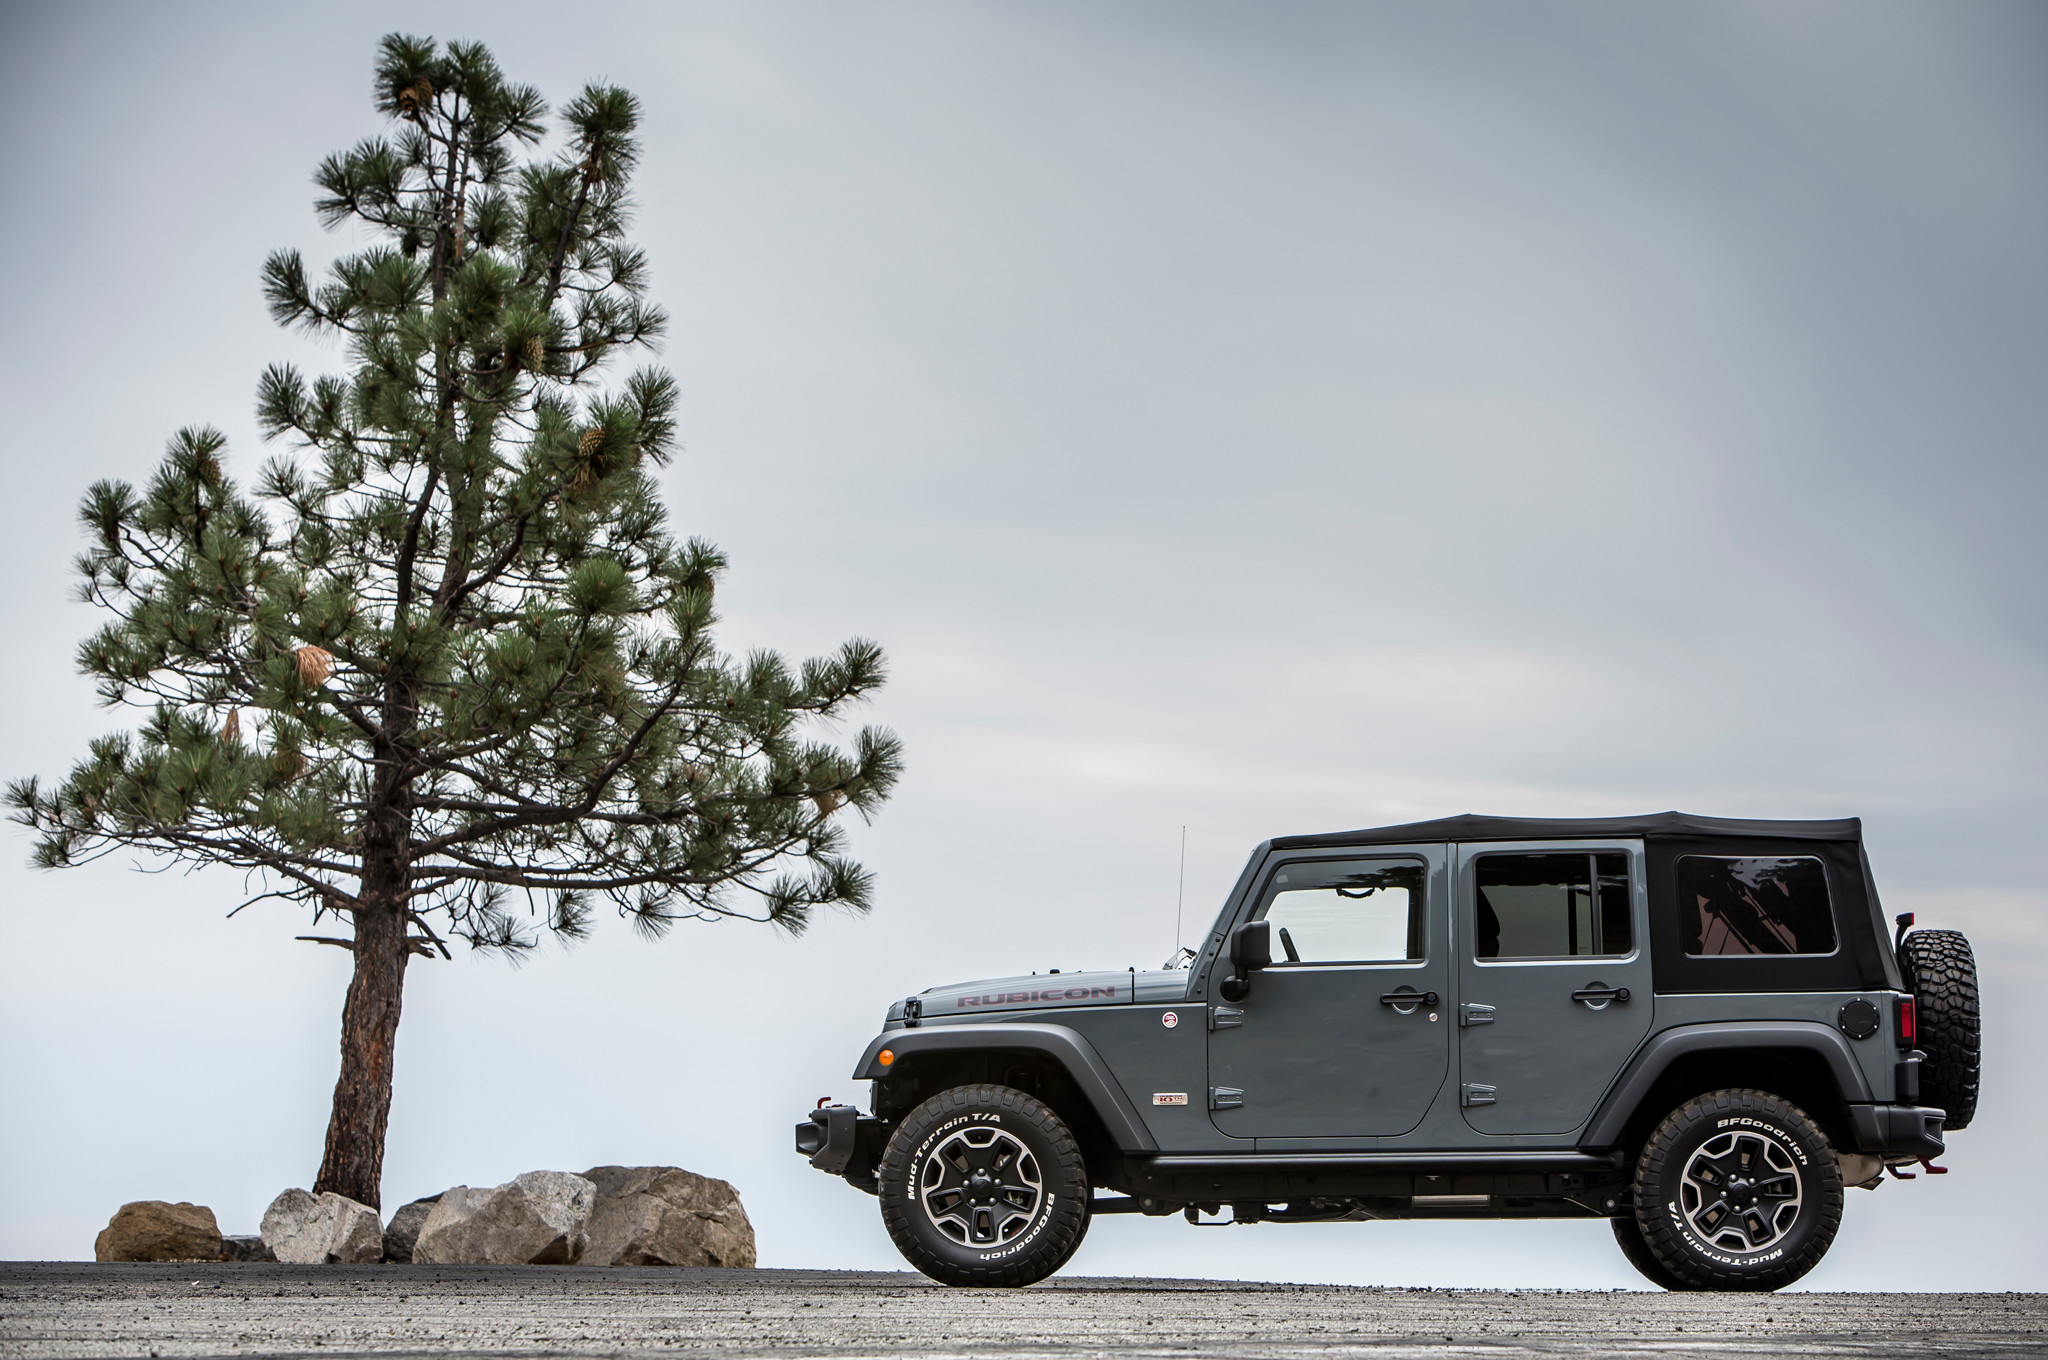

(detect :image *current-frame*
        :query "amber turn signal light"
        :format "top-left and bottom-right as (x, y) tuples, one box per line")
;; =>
(877, 1048), (895, 1066)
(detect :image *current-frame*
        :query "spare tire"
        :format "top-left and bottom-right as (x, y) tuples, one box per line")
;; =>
(1899, 929), (1980, 1130)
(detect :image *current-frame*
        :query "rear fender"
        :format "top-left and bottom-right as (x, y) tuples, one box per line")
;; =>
(1581, 1021), (1874, 1152)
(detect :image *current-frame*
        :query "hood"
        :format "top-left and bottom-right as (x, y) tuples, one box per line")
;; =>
(891, 969), (1191, 1024)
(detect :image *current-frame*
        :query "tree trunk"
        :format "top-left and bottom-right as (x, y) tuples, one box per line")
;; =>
(312, 899), (409, 1210)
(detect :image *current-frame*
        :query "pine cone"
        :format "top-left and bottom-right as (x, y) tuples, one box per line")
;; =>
(221, 709), (241, 744)
(569, 429), (607, 492)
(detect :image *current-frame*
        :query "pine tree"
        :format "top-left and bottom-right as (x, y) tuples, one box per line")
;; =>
(9, 35), (900, 1210)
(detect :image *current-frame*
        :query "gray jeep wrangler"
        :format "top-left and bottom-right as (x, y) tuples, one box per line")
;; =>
(795, 813), (1979, 1290)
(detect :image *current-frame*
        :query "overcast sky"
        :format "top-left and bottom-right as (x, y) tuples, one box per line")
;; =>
(2, 1), (2043, 1289)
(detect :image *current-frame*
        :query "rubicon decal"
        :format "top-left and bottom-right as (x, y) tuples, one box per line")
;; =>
(1152, 1093), (1189, 1106)
(956, 986), (1118, 1007)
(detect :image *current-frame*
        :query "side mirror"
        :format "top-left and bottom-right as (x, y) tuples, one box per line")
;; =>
(1231, 920), (1273, 971)
(1219, 920), (1271, 1002)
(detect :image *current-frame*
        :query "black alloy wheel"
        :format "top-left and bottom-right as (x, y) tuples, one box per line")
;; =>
(877, 1083), (1091, 1287)
(1629, 1088), (1843, 1291)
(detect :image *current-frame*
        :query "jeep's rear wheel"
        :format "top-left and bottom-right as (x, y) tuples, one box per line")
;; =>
(1610, 1213), (1691, 1290)
(877, 1083), (1091, 1287)
(1900, 928), (1981, 1130)
(1630, 1089), (1843, 1291)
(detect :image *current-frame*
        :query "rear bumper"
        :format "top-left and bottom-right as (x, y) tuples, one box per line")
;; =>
(1847, 1103), (1946, 1161)
(794, 1103), (887, 1193)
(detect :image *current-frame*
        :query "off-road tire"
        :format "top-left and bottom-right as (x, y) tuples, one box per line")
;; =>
(877, 1083), (1091, 1287)
(1900, 929), (1980, 1130)
(1630, 1089), (1843, 1292)
(1611, 1213), (1692, 1290)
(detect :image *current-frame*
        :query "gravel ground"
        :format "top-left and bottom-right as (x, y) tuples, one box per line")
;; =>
(2, 1263), (2043, 1360)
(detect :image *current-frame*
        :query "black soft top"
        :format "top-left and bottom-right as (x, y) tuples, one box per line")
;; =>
(1272, 811), (1860, 850)
(1267, 810), (1896, 993)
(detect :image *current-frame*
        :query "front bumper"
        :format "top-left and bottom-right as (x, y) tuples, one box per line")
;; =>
(794, 1103), (888, 1194)
(1847, 1103), (1947, 1161)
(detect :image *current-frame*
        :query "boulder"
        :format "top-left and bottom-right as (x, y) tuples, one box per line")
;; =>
(220, 1234), (275, 1263)
(260, 1188), (383, 1264)
(580, 1166), (756, 1268)
(381, 1193), (442, 1263)
(94, 1201), (223, 1262)
(412, 1171), (593, 1265)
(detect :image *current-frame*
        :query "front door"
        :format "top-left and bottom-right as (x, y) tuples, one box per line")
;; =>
(1207, 846), (1450, 1139)
(1455, 841), (1654, 1135)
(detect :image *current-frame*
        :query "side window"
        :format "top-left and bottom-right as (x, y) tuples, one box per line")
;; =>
(1258, 859), (1426, 964)
(1474, 852), (1631, 960)
(1677, 856), (1836, 956)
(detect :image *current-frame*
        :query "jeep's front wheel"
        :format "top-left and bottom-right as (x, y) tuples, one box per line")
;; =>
(876, 1083), (1091, 1287)
(1628, 1089), (1843, 1291)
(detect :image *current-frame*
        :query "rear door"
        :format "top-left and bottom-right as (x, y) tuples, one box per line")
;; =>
(1455, 841), (1653, 1135)
(1206, 845), (1450, 1139)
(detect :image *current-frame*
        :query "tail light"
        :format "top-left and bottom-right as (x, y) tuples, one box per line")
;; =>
(1896, 995), (1917, 1048)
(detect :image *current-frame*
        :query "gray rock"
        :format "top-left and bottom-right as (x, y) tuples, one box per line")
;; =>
(381, 1194), (442, 1263)
(220, 1234), (275, 1262)
(580, 1166), (756, 1268)
(94, 1201), (223, 1262)
(260, 1188), (383, 1264)
(412, 1171), (594, 1265)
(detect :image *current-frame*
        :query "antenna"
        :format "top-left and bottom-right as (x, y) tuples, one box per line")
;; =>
(1175, 825), (1187, 951)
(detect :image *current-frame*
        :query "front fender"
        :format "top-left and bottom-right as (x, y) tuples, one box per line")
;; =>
(853, 1022), (1160, 1153)
(1580, 1020), (1876, 1150)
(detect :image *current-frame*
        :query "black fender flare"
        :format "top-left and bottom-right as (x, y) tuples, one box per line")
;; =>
(852, 1022), (1160, 1153)
(1579, 1021), (1875, 1150)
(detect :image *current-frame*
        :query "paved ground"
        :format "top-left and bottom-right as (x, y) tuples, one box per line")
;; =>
(2, 1263), (2043, 1359)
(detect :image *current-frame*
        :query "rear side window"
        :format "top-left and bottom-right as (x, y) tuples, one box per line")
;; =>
(1260, 859), (1426, 964)
(1474, 852), (1632, 959)
(1676, 855), (1836, 956)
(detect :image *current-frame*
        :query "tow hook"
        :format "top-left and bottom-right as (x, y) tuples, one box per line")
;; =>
(1919, 1157), (1949, 1175)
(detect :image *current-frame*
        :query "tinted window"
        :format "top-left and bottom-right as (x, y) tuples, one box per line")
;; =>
(1677, 855), (1836, 956)
(1475, 852), (1631, 959)
(1259, 859), (1425, 963)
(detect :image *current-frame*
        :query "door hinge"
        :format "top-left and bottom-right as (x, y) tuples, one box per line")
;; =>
(1209, 1086), (1244, 1111)
(1459, 1003), (1495, 1027)
(1209, 1004), (1244, 1031)
(1461, 1083), (1498, 1107)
